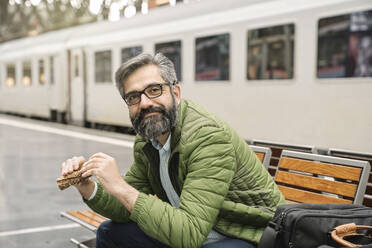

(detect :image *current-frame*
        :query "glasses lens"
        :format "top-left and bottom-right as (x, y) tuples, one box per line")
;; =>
(145, 85), (162, 98)
(125, 93), (140, 105)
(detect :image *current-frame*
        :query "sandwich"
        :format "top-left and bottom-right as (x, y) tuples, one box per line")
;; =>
(56, 170), (83, 190)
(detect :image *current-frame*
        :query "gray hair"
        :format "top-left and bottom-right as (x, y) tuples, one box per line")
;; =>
(115, 53), (178, 98)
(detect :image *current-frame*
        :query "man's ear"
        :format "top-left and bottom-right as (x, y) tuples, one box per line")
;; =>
(173, 84), (181, 105)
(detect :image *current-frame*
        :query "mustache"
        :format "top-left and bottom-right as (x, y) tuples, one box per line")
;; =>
(132, 106), (167, 125)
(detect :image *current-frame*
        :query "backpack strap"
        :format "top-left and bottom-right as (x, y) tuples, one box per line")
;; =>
(257, 221), (280, 248)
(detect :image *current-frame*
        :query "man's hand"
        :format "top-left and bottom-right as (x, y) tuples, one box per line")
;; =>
(80, 152), (139, 212)
(60, 156), (95, 199)
(61, 155), (85, 176)
(80, 153), (124, 196)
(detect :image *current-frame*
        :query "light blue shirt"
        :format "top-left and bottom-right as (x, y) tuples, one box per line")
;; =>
(151, 135), (180, 208)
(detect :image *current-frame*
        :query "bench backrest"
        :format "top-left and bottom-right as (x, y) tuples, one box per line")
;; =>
(327, 148), (372, 207)
(250, 145), (272, 170)
(275, 150), (371, 204)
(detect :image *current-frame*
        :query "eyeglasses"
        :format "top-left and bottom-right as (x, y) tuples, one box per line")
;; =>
(123, 82), (175, 106)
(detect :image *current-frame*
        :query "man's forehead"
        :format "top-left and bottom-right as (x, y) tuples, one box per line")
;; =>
(124, 65), (163, 92)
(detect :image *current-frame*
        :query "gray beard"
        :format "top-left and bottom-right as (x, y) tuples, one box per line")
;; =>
(131, 99), (178, 140)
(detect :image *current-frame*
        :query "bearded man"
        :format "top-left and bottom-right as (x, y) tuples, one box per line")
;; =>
(60, 53), (286, 248)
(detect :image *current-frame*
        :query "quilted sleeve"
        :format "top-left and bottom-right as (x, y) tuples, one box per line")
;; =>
(130, 126), (236, 248)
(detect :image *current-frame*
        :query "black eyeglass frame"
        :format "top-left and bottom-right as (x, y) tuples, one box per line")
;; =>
(123, 81), (177, 106)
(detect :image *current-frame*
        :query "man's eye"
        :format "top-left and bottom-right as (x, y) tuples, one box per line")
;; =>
(149, 87), (161, 94)
(127, 94), (138, 101)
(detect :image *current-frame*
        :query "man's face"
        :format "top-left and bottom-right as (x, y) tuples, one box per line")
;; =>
(123, 65), (181, 140)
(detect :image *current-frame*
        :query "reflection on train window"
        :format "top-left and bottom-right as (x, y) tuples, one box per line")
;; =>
(22, 61), (32, 86)
(39, 59), (45, 85)
(121, 46), (142, 64)
(95, 50), (112, 83)
(317, 10), (372, 78)
(155, 41), (182, 81)
(74, 55), (79, 78)
(50, 56), (54, 85)
(247, 24), (294, 80)
(6, 64), (16, 88)
(195, 33), (229, 81)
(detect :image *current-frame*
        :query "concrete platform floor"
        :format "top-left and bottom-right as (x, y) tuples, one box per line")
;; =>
(0, 114), (135, 247)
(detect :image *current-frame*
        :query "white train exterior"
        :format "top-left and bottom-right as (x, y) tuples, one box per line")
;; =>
(0, 0), (371, 153)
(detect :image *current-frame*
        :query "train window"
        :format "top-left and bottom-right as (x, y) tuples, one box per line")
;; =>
(39, 59), (45, 85)
(121, 46), (142, 64)
(155, 41), (182, 81)
(317, 10), (372, 78)
(195, 33), (229, 81)
(22, 61), (32, 86)
(50, 56), (54, 85)
(6, 64), (16, 88)
(247, 24), (295, 80)
(95, 50), (112, 83)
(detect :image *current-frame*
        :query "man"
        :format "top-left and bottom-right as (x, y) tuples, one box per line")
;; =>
(60, 53), (286, 248)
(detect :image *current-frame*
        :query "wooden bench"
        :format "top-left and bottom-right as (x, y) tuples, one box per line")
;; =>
(275, 150), (371, 204)
(250, 145), (272, 170)
(60, 210), (108, 247)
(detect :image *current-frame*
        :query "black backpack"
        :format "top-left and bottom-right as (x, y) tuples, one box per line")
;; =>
(258, 203), (372, 248)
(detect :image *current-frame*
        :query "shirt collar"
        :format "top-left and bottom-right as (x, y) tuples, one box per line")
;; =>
(151, 134), (171, 152)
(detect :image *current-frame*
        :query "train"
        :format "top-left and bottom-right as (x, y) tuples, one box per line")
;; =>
(0, 0), (371, 153)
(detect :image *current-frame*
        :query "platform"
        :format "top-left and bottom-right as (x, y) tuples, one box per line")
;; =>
(0, 114), (135, 247)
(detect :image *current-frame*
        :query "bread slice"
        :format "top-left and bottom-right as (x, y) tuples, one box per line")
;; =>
(56, 170), (83, 190)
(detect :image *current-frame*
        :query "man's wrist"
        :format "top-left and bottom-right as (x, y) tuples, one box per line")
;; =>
(76, 179), (96, 200)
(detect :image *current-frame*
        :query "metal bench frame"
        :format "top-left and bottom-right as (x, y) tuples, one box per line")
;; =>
(250, 145), (272, 170)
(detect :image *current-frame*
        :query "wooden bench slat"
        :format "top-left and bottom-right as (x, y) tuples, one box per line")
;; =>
(278, 185), (352, 204)
(67, 211), (102, 228)
(80, 210), (108, 223)
(279, 157), (362, 181)
(276, 171), (357, 197)
(255, 152), (264, 163)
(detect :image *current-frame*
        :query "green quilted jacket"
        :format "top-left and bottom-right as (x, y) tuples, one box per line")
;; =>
(86, 99), (286, 247)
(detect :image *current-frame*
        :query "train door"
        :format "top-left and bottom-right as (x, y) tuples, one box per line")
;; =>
(69, 49), (86, 126)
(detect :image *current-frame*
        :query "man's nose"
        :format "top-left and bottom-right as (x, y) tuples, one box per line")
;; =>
(139, 93), (153, 108)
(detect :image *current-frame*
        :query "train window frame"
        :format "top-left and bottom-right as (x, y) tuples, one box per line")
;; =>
(50, 56), (55, 85)
(95, 50), (112, 84)
(155, 40), (182, 82)
(39, 59), (45, 85)
(246, 23), (295, 81)
(73, 55), (79, 78)
(195, 32), (231, 82)
(316, 10), (372, 79)
(22, 60), (32, 87)
(6, 63), (16, 88)
(121, 46), (143, 64)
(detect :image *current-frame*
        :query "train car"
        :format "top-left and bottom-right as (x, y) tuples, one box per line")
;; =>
(0, 0), (371, 153)
(0, 28), (71, 122)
